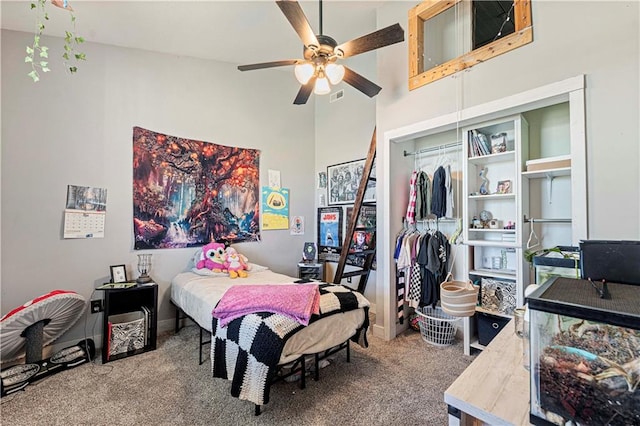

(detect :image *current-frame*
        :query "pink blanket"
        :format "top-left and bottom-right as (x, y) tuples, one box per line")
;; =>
(213, 284), (320, 327)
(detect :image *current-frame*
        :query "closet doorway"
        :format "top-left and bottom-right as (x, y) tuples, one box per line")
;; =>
(376, 76), (587, 347)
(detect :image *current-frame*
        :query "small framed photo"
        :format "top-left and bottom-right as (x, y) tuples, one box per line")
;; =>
(110, 264), (128, 283)
(496, 180), (512, 194)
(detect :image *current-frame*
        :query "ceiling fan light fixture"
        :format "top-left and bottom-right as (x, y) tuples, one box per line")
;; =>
(294, 62), (315, 84)
(325, 63), (345, 85)
(314, 76), (331, 95)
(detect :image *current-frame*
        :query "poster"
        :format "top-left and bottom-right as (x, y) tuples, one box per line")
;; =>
(317, 207), (343, 261)
(290, 215), (304, 235)
(132, 127), (260, 249)
(262, 187), (289, 230)
(345, 205), (376, 268)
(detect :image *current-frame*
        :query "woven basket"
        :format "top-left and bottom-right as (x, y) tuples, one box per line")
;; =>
(440, 273), (478, 317)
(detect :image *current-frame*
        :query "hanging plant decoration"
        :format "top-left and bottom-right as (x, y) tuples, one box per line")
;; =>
(25, 0), (86, 82)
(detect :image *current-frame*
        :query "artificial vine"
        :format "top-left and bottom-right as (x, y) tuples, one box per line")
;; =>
(25, 0), (85, 82)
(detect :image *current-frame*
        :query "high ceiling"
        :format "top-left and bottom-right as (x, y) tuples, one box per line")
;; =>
(1, 1), (386, 66)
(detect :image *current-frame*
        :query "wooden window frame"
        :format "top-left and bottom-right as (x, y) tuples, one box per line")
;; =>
(408, 0), (533, 91)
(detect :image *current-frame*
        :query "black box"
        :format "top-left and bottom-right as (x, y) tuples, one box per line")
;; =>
(476, 311), (511, 346)
(579, 240), (640, 285)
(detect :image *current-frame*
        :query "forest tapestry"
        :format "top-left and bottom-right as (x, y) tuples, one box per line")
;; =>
(132, 127), (260, 249)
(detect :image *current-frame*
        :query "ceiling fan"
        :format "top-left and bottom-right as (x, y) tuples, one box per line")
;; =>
(237, 0), (405, 105)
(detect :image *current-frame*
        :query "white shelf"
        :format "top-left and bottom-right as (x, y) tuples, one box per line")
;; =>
(475, 306), (514, 319)
(468, 193), (515, 200)
(468, 228), (516, 233)
(469, 339), (486, 351)
(470, 268), (517, 280)
(468, 151), (515, 164)
(522, 167), (571, 179)
(465, 240), (518, 248)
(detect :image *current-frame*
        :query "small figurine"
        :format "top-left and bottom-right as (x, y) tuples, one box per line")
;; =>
(479, 167), (489, 195)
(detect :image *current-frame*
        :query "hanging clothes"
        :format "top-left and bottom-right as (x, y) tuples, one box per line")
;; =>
(445, 164), (454, 219)
(405, 171), (418, 225)
(431, 166), (447, 218)
(414, 171), (431, 221)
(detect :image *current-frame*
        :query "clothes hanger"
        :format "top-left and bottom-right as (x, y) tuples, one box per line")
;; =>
(526, 219), (540, 249)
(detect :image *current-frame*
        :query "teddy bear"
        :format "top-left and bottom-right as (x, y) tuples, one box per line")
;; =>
(196, 242), (227, 273)
(224, 247), (249, 278)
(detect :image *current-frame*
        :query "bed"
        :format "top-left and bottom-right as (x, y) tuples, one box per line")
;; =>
(171, 263), (369, 413)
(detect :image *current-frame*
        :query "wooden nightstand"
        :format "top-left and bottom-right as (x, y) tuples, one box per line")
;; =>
(99, 283), (158, 363)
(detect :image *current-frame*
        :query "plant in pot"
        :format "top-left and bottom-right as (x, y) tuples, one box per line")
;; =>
(25, 0), (86, 82)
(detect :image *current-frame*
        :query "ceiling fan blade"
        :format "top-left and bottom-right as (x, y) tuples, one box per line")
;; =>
(238, 59), (301, 71)
(342, 66), (382, 98)
(335, 23), (405, 58)
(276, 1), (320, 49)
(294, 76), (317, 105)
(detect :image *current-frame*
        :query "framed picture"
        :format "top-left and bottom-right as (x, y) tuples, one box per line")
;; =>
(317, 207), (343, 261)
(110, 264), (128, 283)
(327, 159), (375, 205)
(496, 180), (512, 194)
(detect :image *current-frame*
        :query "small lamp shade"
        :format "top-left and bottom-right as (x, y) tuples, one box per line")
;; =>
(325, 63), (345, 85)
(294, 63), (315, 84)
(314, 77), (331, 95)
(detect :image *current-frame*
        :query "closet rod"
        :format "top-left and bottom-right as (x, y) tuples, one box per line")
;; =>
(403, 141), (462, 157)
(524, 216), (572, 224)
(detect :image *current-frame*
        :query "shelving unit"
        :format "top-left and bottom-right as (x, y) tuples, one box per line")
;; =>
(462, 114), (530, 355)
(100, 283), (158, 363)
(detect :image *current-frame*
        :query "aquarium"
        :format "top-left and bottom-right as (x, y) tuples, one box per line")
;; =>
(527, 277), (640, 426)
(532, 246), (580, 285)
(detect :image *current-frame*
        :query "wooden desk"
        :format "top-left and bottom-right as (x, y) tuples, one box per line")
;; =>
(444, 321), (530, 425)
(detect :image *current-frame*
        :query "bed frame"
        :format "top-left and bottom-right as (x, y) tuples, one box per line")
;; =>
(171, 301), (351, 415)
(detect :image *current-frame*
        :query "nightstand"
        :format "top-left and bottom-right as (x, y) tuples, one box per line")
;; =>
(297, 261), (325, 281)
(99, 283), (158, 363)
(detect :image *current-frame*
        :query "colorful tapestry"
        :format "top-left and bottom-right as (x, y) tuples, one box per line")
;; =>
(132, 127), (260, 249)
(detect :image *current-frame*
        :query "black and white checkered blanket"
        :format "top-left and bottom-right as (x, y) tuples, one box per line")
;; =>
(211, 283), (369, 406)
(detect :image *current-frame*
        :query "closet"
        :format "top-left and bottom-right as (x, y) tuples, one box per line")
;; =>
(379, 76), (587, 351)
(394, 130), (467, 327)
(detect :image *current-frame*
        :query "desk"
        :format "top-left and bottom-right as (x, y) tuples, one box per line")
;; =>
(445, 321), (530, 425)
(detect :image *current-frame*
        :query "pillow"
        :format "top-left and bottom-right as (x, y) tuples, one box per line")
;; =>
(191, 263), (268, 277)
(190, 248), (268, 276)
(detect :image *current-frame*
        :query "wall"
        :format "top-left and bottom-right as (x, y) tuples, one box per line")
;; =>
(372, 1), (639, 338)
(1, 29), (316, 354)
(313, 7), (379, 306)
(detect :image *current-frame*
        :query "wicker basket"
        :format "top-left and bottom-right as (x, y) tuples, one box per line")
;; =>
(414, 306), (460, 347)
(440, 275), (479, 317)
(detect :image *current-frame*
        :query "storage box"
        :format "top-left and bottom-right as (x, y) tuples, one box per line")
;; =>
(580, 240), (640, 285)
(107, 311), (146, 359)
(525, 155), (571, 172)
(532, 246), (580, 285)
(476, 311), (511, 346)
(480, 277), (516, 315)
(526, 277), (640, 425)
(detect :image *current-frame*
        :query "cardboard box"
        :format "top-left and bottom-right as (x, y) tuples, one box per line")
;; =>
(525, 155), (571, 172)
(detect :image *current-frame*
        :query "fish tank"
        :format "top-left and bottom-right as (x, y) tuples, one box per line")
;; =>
(526, 277), (640, 426)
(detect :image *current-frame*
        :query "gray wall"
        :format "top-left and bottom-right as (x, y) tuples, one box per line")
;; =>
(370, 0), (639, 337)
(1, 29), (316, 351)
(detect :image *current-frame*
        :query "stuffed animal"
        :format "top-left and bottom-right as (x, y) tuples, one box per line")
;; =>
(196, 242), (227, 273)
(224, 247), (249, 278)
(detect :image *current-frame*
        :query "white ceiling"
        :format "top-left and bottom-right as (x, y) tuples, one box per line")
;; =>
(1, 1), (387, 66)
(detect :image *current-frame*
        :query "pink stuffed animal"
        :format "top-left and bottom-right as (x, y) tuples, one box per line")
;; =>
(196, 242), (227, 273)
(224, 247), (249, 278)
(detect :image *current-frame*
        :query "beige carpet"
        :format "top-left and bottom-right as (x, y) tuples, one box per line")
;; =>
(0, 324), (475, 425)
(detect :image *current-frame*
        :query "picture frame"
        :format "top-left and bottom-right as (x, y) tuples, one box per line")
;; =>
(496, 180), (512, 194)
(110, 264), (128, 283)
(327, 159), (375, 206)
(317, 207), (343, 261)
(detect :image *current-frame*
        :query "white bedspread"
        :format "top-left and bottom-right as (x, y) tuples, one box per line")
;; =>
(171, 269), (365, 364)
